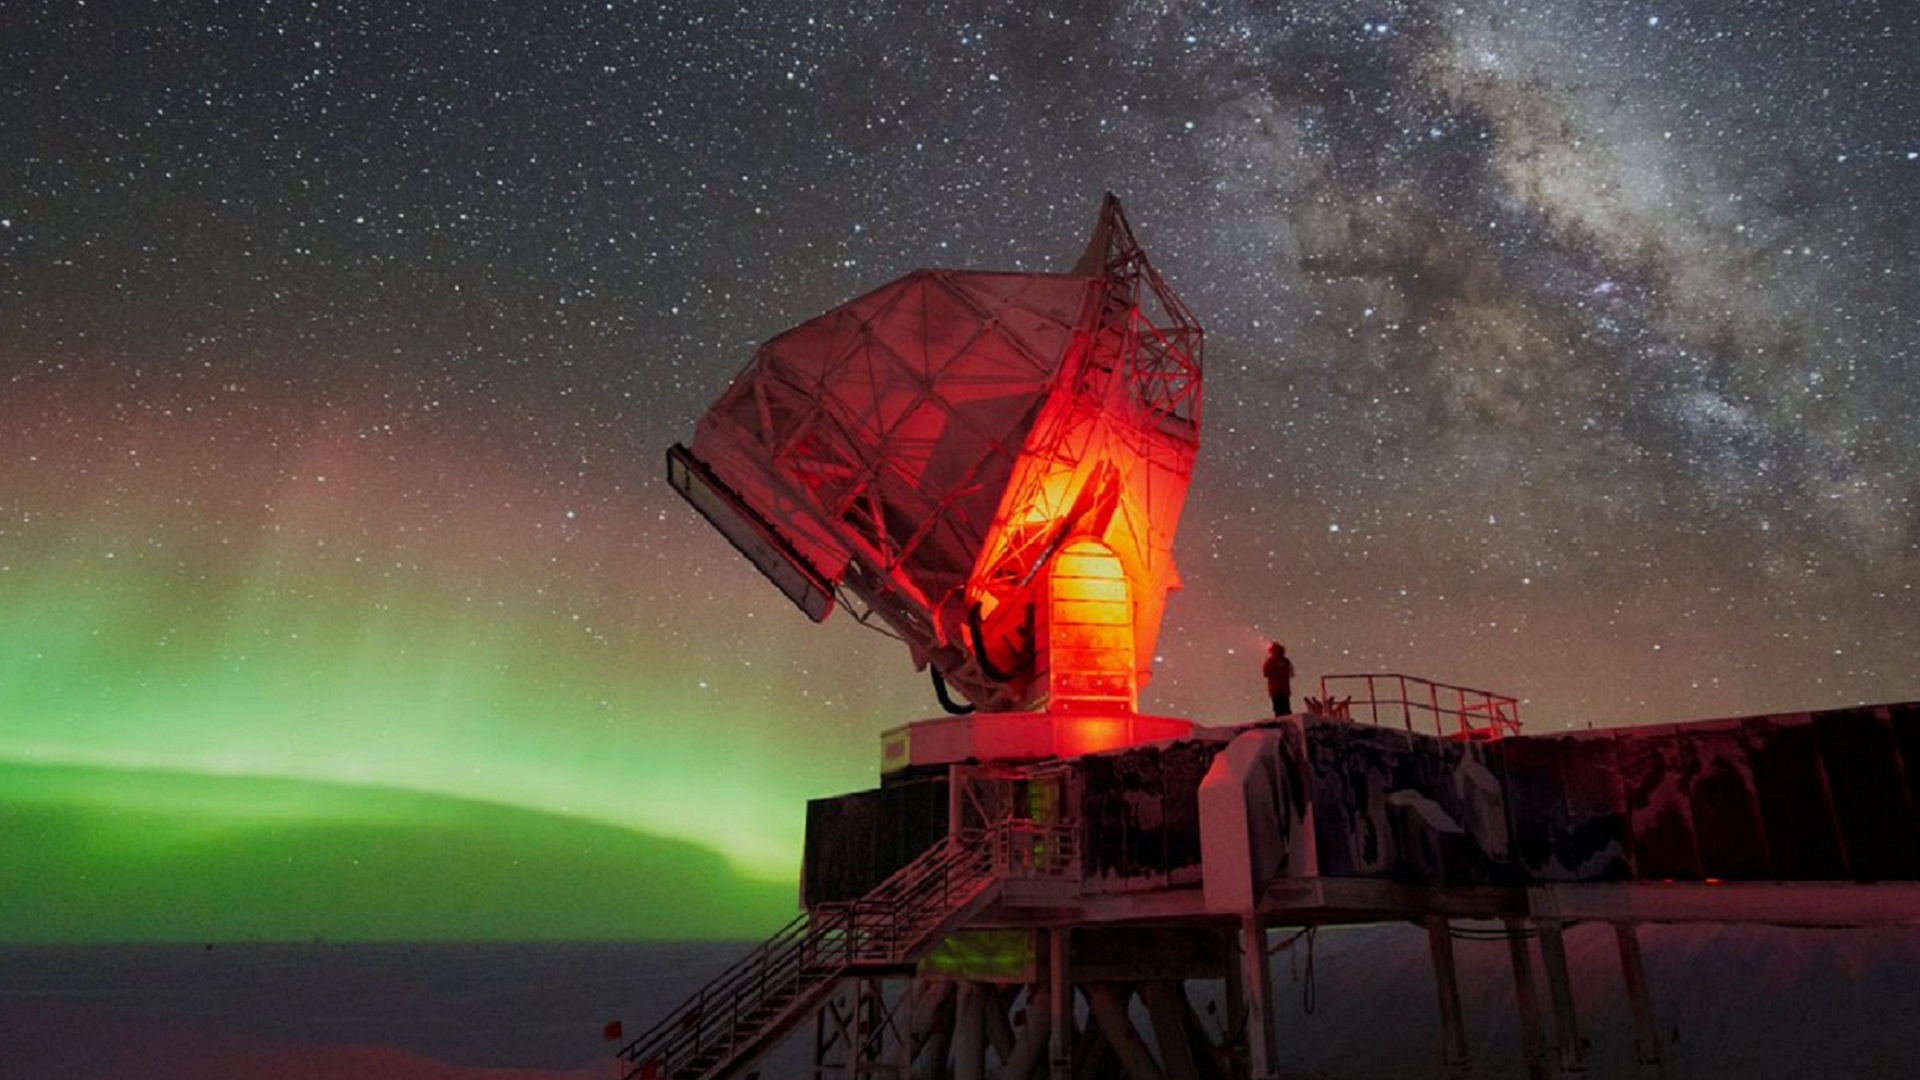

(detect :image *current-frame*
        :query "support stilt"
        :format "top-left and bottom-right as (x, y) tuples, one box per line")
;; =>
(1504, 918), (1550, 1080)
(1238, 915), (1278, 1080)
(850, 979), (868, 1079)
(1219, 927), (1248, 1080)
(917, 983), (956, 1080)
(1087, 983), (1166, 1080)
(1003, 983), (1051, 1080)
(1144, 981), (1202, 1080)
(910, 980), (955, 1073)
(1074, 1013), (1119, 1080)
(1426, 917), (1472, 1080)
(814, 981), (849, 1080)
(1537, 921), (1585, 1074)
(984, 985), (1018, 1066)
(1613, 922), (1668, 1079)
(813, 990), (830, 1080)
(954, 982), (985, 1080)
(1178, 985), (1231, 1080)
(895, 978), (920, 1075)
(1049, 927), (1073, 1080)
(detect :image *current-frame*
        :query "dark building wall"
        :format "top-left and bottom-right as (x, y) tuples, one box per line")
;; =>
(1077, 738), (1227, 892)
(1498, 732), (1633, 881)
(799, 702), (1920, 910)
(1302, 718), (1513, 887)
(1497, 704), (1920, 883)
(801, 775), (948, 906)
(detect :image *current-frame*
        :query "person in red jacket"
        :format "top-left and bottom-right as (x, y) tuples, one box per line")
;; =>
(1263, 642), (1295, 716)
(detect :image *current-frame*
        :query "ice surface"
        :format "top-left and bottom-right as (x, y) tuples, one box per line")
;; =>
(0, 941), (744, 1079)
(1264, 921), (1920, 1080)
(4, 928), (1919, 1079)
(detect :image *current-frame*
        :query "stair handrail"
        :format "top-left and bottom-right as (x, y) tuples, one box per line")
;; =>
(613, 826), (999, 1080)
(612, 911), (816, 1079)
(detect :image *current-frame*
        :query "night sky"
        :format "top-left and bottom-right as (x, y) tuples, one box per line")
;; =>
(3, 1), (1915, 940)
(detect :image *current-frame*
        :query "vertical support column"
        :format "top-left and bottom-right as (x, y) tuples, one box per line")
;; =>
(1002, 980), (1052, 1080)
(848, 979), (868, 1080)
(955, 982), (986, 1080)
(949, 764), (967, 837)
(984, 985), (1019, 1066)
(1144, 981), (1201, 1080)
(1536, 920), (1585, 1074)
(812, 992), (830, 1080)
(1087, 984), (1167, 1080)
(887, 972), (917, 1068)
(1613, 922), (1667, 1079)
(1220, 926), (1250, 1080)
(917, 982), (957, 1080)
(1426, 917), (1471, 1080)
(1049, 926), (1073, 1080)
(1504, 918), (1550, 1080)
(1240, 914), (1278, 1080)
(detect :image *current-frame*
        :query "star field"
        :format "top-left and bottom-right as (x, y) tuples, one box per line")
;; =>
(1, 0), (1915, 938)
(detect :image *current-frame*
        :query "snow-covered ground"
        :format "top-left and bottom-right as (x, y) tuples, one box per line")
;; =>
(0, 941), (734, 1079)
(1266, 921), (1920, 1080)
(4, 924), (1918, 1079)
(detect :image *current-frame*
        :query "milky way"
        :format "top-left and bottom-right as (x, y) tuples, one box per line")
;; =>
(1, 1), (1914, 938)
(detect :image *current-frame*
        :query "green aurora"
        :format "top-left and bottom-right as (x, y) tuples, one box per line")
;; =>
(0, 761), (798, 942)
(0, 389), (901, 942)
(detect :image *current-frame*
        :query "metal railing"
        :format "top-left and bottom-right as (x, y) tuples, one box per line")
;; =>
(1316, 672), (1521, 741)
(613, 832), (991, 1080)
(613, 816), (1076, 1080)
(826, 828), (998, 966)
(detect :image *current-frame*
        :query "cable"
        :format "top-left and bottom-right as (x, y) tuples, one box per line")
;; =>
(1268, 927), (1311, 955)
(1302, 927), (1317, 1015)
(1270, 927), (1319, 1015)
(930, 668), (976, 715)
(1448, 924), (1537, 941)
(967, 601), (1018, 682)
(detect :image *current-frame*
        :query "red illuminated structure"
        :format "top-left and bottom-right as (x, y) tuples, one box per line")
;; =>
(670, 195), (1201, 743)
(632, 198), (1920, 1080)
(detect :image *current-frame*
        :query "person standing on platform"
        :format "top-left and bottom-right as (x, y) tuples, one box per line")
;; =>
(1263, 642), (1295, 716)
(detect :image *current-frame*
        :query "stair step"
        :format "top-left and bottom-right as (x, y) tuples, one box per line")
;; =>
(624, 834), (1006, 1080)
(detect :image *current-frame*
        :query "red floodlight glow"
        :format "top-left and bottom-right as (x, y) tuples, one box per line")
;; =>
(672, 195), (1202, 721)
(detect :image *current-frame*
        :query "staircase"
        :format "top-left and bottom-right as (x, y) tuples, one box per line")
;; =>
(614, 828), (1003, 1080)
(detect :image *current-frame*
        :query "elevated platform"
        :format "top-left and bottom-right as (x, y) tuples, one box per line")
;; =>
(815, 699), (1920, 926)
(880, 711), (1194, 775)
(630, 699), (1919, 1080)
